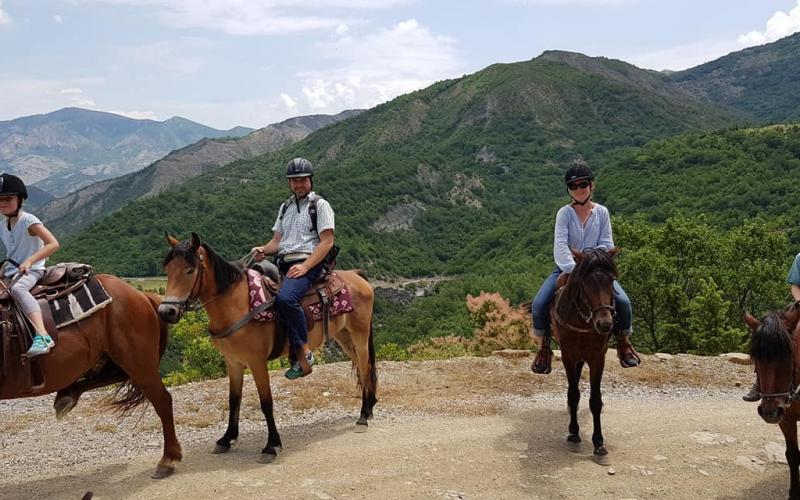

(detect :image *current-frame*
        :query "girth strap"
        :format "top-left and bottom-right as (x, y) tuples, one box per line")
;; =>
(209, 297), (276, 339)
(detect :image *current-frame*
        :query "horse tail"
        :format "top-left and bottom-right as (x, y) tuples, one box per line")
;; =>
(110, 292), (169, 416)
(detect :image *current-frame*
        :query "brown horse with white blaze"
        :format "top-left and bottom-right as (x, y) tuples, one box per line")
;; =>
(745, 303), (800, 499)
(0, 275), (181, 479)
(158, 233), (377, 463)
(550, 247), (619, 465)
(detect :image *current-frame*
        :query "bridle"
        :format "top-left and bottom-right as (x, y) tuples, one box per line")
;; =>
(552, 275), (615, 334)
(161, 253), (216, 315)
(758, 359), (800, 406)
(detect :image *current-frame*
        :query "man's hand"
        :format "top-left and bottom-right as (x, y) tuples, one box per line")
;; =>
(18, 260), (32, 274)
(251, 246), (265, 260)
(286, 262), (309, 278)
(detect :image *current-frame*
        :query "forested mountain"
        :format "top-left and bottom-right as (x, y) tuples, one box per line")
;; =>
(56, 51), (738, 278)
(670, 32), (800, 123)
(38, 110), (361, 237)
(0, 107), (252, 196)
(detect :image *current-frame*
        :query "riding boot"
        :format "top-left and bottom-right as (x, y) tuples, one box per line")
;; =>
(742, 379), (761, 402)
(615, 332), (640, 368)
(532, 335), (553, 374)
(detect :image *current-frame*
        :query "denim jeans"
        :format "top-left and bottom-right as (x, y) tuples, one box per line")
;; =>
(275, 261), (324, 349)
(531, 268), (632, 337)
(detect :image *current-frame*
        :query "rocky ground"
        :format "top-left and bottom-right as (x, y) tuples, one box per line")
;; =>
(0, 352), (791, 499)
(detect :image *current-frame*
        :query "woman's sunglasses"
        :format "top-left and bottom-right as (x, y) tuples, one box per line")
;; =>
(568, 180), (591, 191)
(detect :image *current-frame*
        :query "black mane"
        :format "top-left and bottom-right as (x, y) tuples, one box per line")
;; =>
(163, 240), (244, 295)
(751, 311), (794, 363)
(556, 247), (618, 317)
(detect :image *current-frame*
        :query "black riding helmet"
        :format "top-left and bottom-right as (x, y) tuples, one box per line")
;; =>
(285, 157), (314, 178)
(564, 162), (594, 185)
(0, 173), (28, 200)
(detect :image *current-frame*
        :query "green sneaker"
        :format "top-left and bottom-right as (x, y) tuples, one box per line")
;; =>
(285, 352), (314, 380)
(27, 334), (54, 357)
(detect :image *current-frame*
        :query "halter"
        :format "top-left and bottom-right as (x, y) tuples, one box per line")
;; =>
(552, 278), (615, 334)
(161, 253), (214, 314)
(759, 360), (800, 405)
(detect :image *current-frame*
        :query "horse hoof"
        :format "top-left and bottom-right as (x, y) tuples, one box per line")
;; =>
(54, 395), (77, 420)
(354, 422), (368, 433)
(212, 444), (231, 454)
(151, 465), (175, 479)
(259, 453), (277, 464)
(593, 452), (611, 466)
(567, 440), (581, 452)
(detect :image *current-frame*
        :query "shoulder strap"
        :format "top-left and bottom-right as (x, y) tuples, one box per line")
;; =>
(279, 197), (293, 220)
(308, 193), (320, 233)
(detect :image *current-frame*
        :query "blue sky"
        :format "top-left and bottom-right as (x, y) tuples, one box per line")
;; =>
(1, 0), (798, 129)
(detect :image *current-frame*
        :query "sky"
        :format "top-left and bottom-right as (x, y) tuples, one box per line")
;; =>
(1, 0), (799, 130)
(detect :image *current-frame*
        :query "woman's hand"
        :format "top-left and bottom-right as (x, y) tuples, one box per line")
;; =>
(18, 260), (32, 274)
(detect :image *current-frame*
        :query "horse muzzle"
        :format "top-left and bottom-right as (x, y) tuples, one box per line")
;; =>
(594, 318), (613, 335)
(758, 402), (787, 424)
(158, 302), (184, 324)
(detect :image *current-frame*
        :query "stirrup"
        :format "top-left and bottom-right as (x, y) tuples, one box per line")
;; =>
(616, 337), (640, 368)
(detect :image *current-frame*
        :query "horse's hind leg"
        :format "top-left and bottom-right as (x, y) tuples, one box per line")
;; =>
(565, 359), (583, 450)
(249, 363), (282, 463)
(779, 419), (800, 499)
(214, 359), (245, 454)
(589, 357), (609, 465)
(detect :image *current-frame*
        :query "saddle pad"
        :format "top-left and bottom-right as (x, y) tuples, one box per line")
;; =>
(50, 276), (112, 328)
(247, 269), (276, 322)
(307, 285), (354, 321)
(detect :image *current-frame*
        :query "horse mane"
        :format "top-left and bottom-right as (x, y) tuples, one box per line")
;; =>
(556, 248), (618, 318)
(163, 240), (244, 295)
(751, 310), (795, 363)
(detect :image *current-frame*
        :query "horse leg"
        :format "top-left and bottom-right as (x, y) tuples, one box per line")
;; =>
(779, 419), (800, 499)
(589, 357), (609, 465)
(54, 370), (127, 420)
(565, 359), (582, 450)
(125, 373), (182, 478)
(348, 321), (377, 432)
(213, 360), (244, 454)
(249, 363), (282, 463)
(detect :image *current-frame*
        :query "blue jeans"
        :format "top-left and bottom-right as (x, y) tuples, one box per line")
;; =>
(276, 262), (324, 349)
(531, 268), (632, 337)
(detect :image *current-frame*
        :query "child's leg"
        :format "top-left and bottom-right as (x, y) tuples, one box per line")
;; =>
(9, 271), (50, 337)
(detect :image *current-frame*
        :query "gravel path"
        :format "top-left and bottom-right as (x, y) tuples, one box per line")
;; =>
(0, 353), (790, 499)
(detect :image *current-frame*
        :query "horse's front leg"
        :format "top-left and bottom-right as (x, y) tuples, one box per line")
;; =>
(214, 359), (244, 454)
(250, 363), (282, 463)
(779, 418), (800, 499)
(565, 359), (583, 449)
(589, 354), (609, 465)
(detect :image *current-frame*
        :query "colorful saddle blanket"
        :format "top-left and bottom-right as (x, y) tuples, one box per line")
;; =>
(246, 269), (354, 322)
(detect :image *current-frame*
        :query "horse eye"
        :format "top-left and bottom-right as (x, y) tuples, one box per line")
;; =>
(187, 267), (195, 275)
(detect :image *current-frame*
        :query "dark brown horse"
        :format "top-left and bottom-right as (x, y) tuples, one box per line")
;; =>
(550, 247), (619, 465)
(0, 275), (181, 478)
(159, 233), (377, 463)
(745, 303), (800, 499)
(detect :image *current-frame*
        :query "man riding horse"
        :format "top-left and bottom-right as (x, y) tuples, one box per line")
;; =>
(251, 157), (335, 379)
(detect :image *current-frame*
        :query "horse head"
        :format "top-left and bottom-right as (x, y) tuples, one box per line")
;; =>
(565, 247), (619, 335)
(745, 303), (800, 424)
(158, 232), (205, 324)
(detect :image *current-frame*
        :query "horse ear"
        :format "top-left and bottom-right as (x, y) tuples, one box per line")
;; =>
(607, 247), (619, 259)
(165, 232), (180, 248)
(743, 313), (760, 332)
(571, 247), (584, 262)
(190, 232), (201, 249)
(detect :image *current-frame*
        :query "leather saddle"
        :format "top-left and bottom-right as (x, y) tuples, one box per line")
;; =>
(260, 270), (346, 332)
(0, 262), (95, 394)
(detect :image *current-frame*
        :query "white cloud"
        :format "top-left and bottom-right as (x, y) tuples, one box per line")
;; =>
(0, 78), (104, 120)
(280, 93), (297, 109)
(79, 0), (412, 35)
(624, 38), (743, 71)
(335, 23), (349, 35)
(116, 38), (210, 74)
(739, 0), (800, 46)
(108, 109), (159, 120)
(0, 1), (11, 25)
(296, 19), (462, 111)
(505, 0), (634, 4)
(53, 14), (63, 23)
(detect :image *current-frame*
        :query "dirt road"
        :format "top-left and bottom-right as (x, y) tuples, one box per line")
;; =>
(0, 353), (790, 499)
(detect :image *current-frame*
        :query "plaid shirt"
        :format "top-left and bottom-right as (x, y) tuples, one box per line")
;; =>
(272, 192), (335, 257)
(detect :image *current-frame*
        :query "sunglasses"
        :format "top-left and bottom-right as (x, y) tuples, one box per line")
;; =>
(568, 180), (591, 191)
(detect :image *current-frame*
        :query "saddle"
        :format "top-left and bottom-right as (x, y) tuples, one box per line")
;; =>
(260, 271), (346, 332)
(0, 263), (96, 394)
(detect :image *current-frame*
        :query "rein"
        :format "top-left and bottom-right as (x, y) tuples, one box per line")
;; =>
(552, 278), (615, 334)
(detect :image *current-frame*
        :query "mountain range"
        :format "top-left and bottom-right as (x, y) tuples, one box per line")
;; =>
(38, 110), (361, 237)
(0, 107), (253, 196)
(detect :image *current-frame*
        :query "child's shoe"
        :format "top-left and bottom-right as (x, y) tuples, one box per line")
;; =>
(26, 334), (54, 357)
